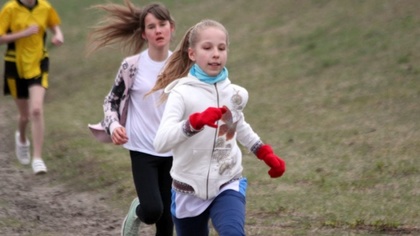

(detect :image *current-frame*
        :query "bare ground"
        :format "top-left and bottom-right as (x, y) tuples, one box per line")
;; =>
(0, 100), (154, 235)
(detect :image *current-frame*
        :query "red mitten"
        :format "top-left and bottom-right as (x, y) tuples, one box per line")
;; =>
(189, 107), (227, 130)
(256, 144), (286, 178)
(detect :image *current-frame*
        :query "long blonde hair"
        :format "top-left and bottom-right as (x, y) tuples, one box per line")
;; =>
(86, 0), (175, 56)
(149, 19), (229, 100)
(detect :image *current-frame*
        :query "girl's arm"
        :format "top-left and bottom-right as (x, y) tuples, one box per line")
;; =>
(49, 25), (64, 46)
(0, 25), (39, 45)
(236, 114), (261, 149)
(154, 90), (189, 153)
(102, 60), (127, 136)
(237, 114), (286, 178)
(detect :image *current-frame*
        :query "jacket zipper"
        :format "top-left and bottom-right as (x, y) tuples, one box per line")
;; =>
(206, 83), (220, 199)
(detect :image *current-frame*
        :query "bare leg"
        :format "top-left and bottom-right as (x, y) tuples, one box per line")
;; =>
(28, 85), (46, 160)
(14, 99), (30, 143)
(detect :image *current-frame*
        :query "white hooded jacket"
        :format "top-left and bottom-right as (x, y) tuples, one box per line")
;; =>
(154, 75), (261, 200)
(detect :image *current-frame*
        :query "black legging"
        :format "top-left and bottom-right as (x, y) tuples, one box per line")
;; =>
(129, 151), (173, 236)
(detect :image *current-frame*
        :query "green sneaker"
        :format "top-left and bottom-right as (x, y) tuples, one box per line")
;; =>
(121, 198), (141, 236)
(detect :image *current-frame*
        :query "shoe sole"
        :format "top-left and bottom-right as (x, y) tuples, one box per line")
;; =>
(35, 170), (47, 175)
(120, 214), (129, 236)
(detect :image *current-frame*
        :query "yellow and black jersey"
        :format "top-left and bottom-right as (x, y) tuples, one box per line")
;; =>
(0, 0), (61, 79)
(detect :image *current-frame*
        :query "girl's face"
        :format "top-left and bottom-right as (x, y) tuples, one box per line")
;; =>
(142, 13), (174, 51)
(188, 27), (228, 76)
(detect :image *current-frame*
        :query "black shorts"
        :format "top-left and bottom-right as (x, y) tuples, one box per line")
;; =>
(3, 57), (49, 99)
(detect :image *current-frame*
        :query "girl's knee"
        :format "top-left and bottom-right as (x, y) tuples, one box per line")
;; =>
(30, 107), (43, 119)
(140, 205), (163, 224)
(19, 115), (30, 123)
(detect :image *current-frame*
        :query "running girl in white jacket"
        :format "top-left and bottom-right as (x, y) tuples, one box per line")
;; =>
(150, 19), (286, 236)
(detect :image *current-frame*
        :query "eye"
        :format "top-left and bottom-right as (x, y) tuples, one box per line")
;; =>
(202, 45), (211, 50)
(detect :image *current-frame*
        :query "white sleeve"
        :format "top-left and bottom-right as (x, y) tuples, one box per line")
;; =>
(154, 90), (189, 153)
(236, 113), (261, 151)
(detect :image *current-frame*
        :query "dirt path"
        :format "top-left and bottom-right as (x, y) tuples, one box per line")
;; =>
(0, 100), (154, 235)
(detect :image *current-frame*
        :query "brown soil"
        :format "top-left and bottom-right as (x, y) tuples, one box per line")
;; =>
(0, 100), (154, 235)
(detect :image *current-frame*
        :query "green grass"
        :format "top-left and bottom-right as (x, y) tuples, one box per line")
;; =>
(2, 0), (419, 235)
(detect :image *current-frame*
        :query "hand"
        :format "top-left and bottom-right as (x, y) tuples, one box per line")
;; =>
(111, 127), (128, 145)
(50, 26), (64, 46)
(23, 25), (39, 37)
(189, 107), (227, 130)
(51, 35), (64, 46)
(256, 144), (286, 178)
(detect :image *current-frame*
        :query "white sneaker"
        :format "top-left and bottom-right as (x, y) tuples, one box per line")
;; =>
(32, 159), (47, 175)
(15, 131), (31, 165)
(121, 198), (141, 236)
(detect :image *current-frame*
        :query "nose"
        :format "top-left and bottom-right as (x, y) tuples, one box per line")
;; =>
(212, 48), (220, 58)
(156, 26), (162, 34)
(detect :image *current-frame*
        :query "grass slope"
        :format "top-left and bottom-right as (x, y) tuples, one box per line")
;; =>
(2, 0), (419, 235)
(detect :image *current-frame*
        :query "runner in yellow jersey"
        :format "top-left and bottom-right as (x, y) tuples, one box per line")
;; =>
(0, 0), (64, 174)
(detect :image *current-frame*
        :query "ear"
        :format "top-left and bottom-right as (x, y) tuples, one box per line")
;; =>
(170, 23), (175, 34)
(141, 31), (147, 40)
(188, 48), (196, 61)
(169, 24), (175, 41)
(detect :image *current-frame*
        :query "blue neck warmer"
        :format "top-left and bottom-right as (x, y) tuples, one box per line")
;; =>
(189, 64), (228, 84)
